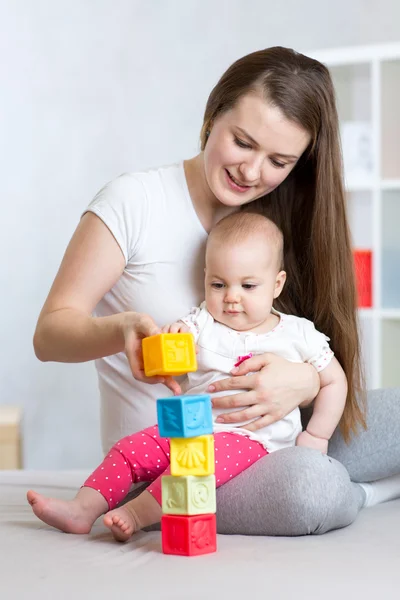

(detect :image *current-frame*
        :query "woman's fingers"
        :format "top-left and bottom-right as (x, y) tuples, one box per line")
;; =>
(208, 374), (255, 396)
(163, 376), (182, 396)
(125, 327), (162, 383)
(213, 391), (257, 411)
(124, 332), (142, 377)
(231, 352), (273, 375)
(135, 313), (161, 338)
(208, 353), (310, 431)
(126, 344), (164, 384)
(214, 396), (261, 424)
(242, 413), (280, 431)
(124, 313), (189, 392)
(212, 394), (279, 428)
(124, 323), (182, 394)
(124, 313), (160, 377)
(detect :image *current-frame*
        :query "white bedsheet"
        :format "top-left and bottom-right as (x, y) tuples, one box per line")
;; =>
(1, 470), (400, 599)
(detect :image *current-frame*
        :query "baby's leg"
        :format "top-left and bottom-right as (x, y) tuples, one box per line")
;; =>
(27, 487), (108, 534)
(28, 425), (169, 535)
(104, 431), (266, 541)
(103, 425), (170, 541)
(212, 432), (268, 486)
(85, 425), (170, 510)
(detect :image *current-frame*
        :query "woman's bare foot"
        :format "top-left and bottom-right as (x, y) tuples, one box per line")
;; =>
(104, 491), (162, 542)
(27, 487), (108, 534)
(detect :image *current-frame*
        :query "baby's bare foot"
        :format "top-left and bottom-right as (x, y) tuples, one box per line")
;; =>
(103, 506), (139, 542)
(27, 487), (107, 534)
(104, 492), (162, 542)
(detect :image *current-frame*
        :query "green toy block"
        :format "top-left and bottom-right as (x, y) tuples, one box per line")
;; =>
(162, 475), (216, 516)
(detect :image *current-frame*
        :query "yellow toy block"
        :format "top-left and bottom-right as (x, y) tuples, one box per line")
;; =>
(170, 435), (214, 476)
(142, 333), (197, 377)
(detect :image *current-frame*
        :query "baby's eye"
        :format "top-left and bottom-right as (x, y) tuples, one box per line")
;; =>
(211, 282), (224, 289)
(242, 284), (257, 290)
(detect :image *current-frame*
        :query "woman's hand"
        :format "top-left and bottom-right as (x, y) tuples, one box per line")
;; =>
(208, 353), (320, 431)
(122, 312), (181, 395)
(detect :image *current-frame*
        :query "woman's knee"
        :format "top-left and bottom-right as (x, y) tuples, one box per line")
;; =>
(216, 447), (361, 536)
(275, 447), (360, 533)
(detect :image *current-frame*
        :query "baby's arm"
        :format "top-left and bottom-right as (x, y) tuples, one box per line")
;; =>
(296, 357), (347, 453)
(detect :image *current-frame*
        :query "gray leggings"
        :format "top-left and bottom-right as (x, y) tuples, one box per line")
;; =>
(129, 388), (400, 536)
(215, 387), (400, 535)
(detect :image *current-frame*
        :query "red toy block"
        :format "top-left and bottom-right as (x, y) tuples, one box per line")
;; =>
(353, 249), (372, 308)
(161, 514), (217, 556)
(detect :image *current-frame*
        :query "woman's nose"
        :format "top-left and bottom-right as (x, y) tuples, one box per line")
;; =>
(239, 156), (263, 183)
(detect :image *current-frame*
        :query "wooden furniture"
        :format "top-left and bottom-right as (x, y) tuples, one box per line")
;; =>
(0, 406), (23, 469)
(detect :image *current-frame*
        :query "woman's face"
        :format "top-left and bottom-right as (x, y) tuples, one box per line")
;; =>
(203, 92), (311, 207)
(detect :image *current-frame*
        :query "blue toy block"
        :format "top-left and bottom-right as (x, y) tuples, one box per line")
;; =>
(157, 394), (213, 438)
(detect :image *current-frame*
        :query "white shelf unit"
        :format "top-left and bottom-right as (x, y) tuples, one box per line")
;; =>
(309, 43), (400, 390)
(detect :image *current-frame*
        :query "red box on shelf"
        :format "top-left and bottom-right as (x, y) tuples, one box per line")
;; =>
(161, 513), (217, 556)
(353, 249), (372, 308)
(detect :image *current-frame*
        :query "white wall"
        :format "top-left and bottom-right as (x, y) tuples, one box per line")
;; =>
(1, 0), (399, 469)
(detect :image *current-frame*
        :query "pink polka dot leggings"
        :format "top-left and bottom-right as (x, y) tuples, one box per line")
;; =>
(83, 425), (268, 509)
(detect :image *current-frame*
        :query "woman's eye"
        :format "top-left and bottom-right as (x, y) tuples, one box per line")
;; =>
(234, 136), (252, 150)
(211, 283), (224, 289)
(270, 158), (286, 169)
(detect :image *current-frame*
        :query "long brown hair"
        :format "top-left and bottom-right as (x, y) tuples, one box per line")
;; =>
(201, 46), (366, 441)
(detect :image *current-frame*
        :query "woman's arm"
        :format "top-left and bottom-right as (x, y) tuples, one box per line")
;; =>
(34, 212), (128, 362)
(34, 211), (181, 394)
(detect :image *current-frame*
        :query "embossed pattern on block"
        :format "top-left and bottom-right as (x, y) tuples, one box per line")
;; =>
(142, 333), (197, 377)
(157, 395), (213, 438)
(161, 514), (217, 556)
(162, 475), (216, 515)
(170, 435), (214, 476)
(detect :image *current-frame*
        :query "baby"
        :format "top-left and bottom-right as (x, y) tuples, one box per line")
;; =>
(27, 212), (347, 541)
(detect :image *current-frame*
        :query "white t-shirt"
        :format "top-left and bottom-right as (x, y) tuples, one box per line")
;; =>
(85, 163), (208, 452)
(180, 303), (334, 453)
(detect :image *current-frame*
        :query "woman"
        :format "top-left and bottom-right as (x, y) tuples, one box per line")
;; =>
(34, 47), (400, 535)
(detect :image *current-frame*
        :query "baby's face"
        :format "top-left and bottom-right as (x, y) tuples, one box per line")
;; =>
(204, 236), (284, 331)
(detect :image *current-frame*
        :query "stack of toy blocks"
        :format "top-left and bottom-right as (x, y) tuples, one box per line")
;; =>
(142, 333), (217, 556)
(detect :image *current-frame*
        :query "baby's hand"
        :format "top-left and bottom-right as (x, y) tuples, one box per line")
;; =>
(296, 430), (328, 454)
(161, 321), (190, 334)
(160, 322), (198, 355)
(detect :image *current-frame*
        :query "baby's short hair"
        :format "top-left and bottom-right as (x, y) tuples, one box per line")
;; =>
(207, 211), (284, 269)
